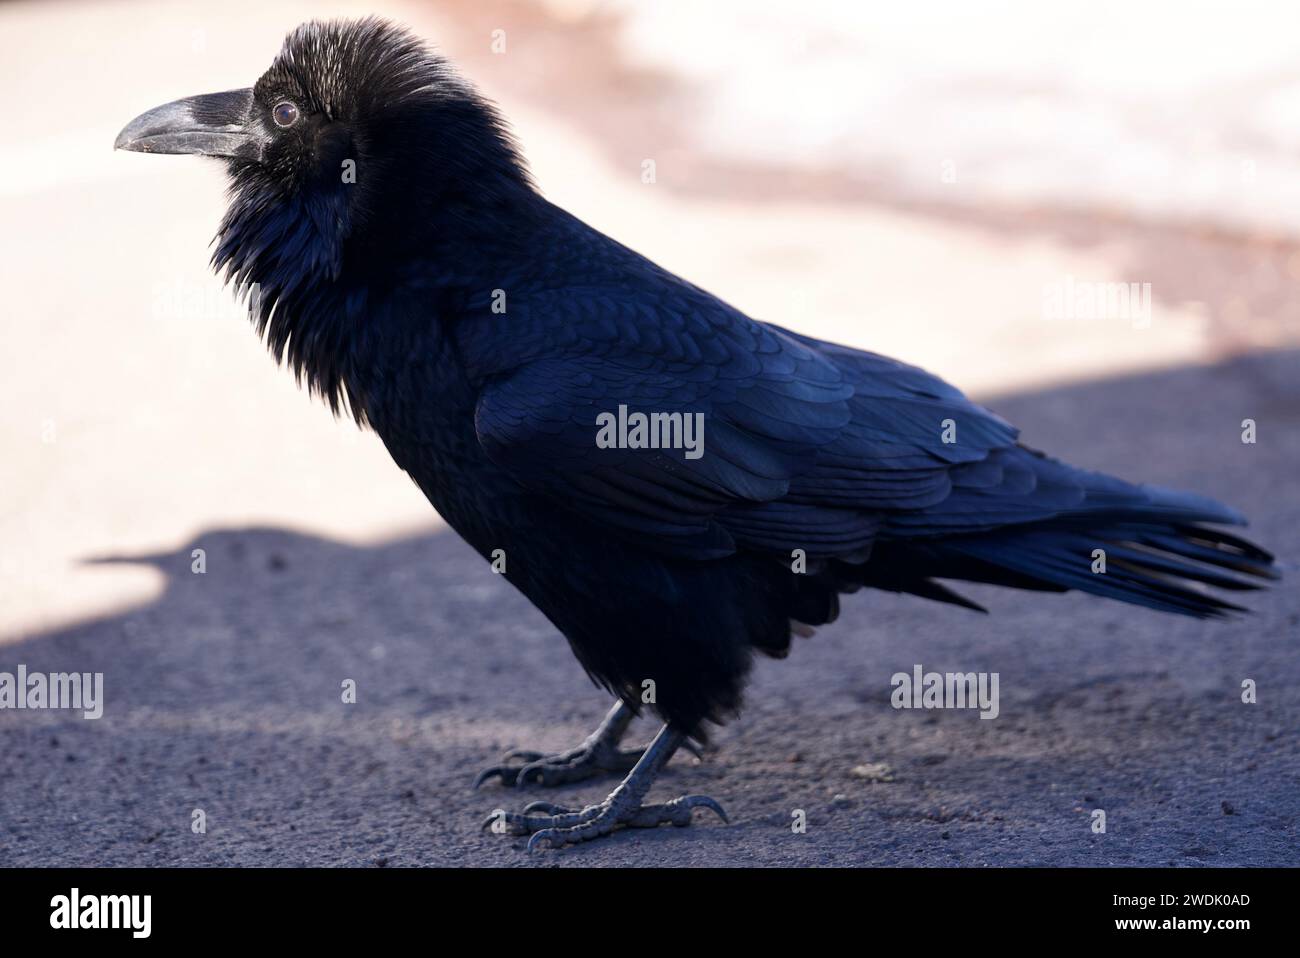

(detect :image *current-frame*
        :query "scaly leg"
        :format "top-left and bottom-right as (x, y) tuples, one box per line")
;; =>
(482, 723), (727, 851)
(474, 700), (697, 788)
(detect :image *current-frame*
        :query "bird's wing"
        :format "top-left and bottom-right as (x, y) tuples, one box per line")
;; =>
(773, 327), (1244, 536)
(467, 281), (1022, 560)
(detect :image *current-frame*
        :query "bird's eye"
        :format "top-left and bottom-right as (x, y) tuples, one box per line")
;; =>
(272, 101), (300, 128)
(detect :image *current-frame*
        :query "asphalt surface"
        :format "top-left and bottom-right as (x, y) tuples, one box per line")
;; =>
(1, 350), (1296, 867)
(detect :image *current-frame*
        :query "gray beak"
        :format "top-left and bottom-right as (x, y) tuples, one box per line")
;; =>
(115, 88), (266, 160)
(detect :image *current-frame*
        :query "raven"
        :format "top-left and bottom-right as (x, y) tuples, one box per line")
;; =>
(116, 18), (1275, 850)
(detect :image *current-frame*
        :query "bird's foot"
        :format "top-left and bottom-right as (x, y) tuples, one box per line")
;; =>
(474, 700), (700, 788)
(474, 740), (647, 788)
(483, 793), (727, 851)
(481, 721), (724, 850)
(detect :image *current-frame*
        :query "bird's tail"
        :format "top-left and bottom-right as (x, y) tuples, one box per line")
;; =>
(864, 496), (1277, 618)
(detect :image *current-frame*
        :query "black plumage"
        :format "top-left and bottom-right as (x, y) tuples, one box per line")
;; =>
(116, 18), (1275, 847)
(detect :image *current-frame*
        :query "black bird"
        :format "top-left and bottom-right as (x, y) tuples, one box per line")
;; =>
(116, 19), (1275, 850)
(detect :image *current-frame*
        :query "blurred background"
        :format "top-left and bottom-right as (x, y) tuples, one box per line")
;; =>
(2, 0), (1297, 643)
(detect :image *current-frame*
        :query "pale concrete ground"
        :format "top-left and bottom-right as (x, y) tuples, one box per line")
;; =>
(0, 0), (1296, 866)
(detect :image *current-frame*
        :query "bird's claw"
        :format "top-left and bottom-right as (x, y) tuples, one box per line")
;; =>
(482, 794), (727, 851)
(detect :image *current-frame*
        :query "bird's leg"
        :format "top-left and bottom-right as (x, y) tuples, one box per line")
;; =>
(474, 700), (699, 788)
(482, 723), (727, 850)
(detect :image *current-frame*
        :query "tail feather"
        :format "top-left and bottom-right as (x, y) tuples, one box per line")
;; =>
(1135, 525), (1276, 578)
(861, 519), (1275, 619)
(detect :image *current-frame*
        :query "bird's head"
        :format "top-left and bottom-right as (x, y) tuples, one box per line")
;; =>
(116, 18), (532, 414)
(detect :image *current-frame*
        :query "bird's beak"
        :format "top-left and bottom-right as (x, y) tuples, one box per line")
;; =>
(115, 88), (266, 161)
